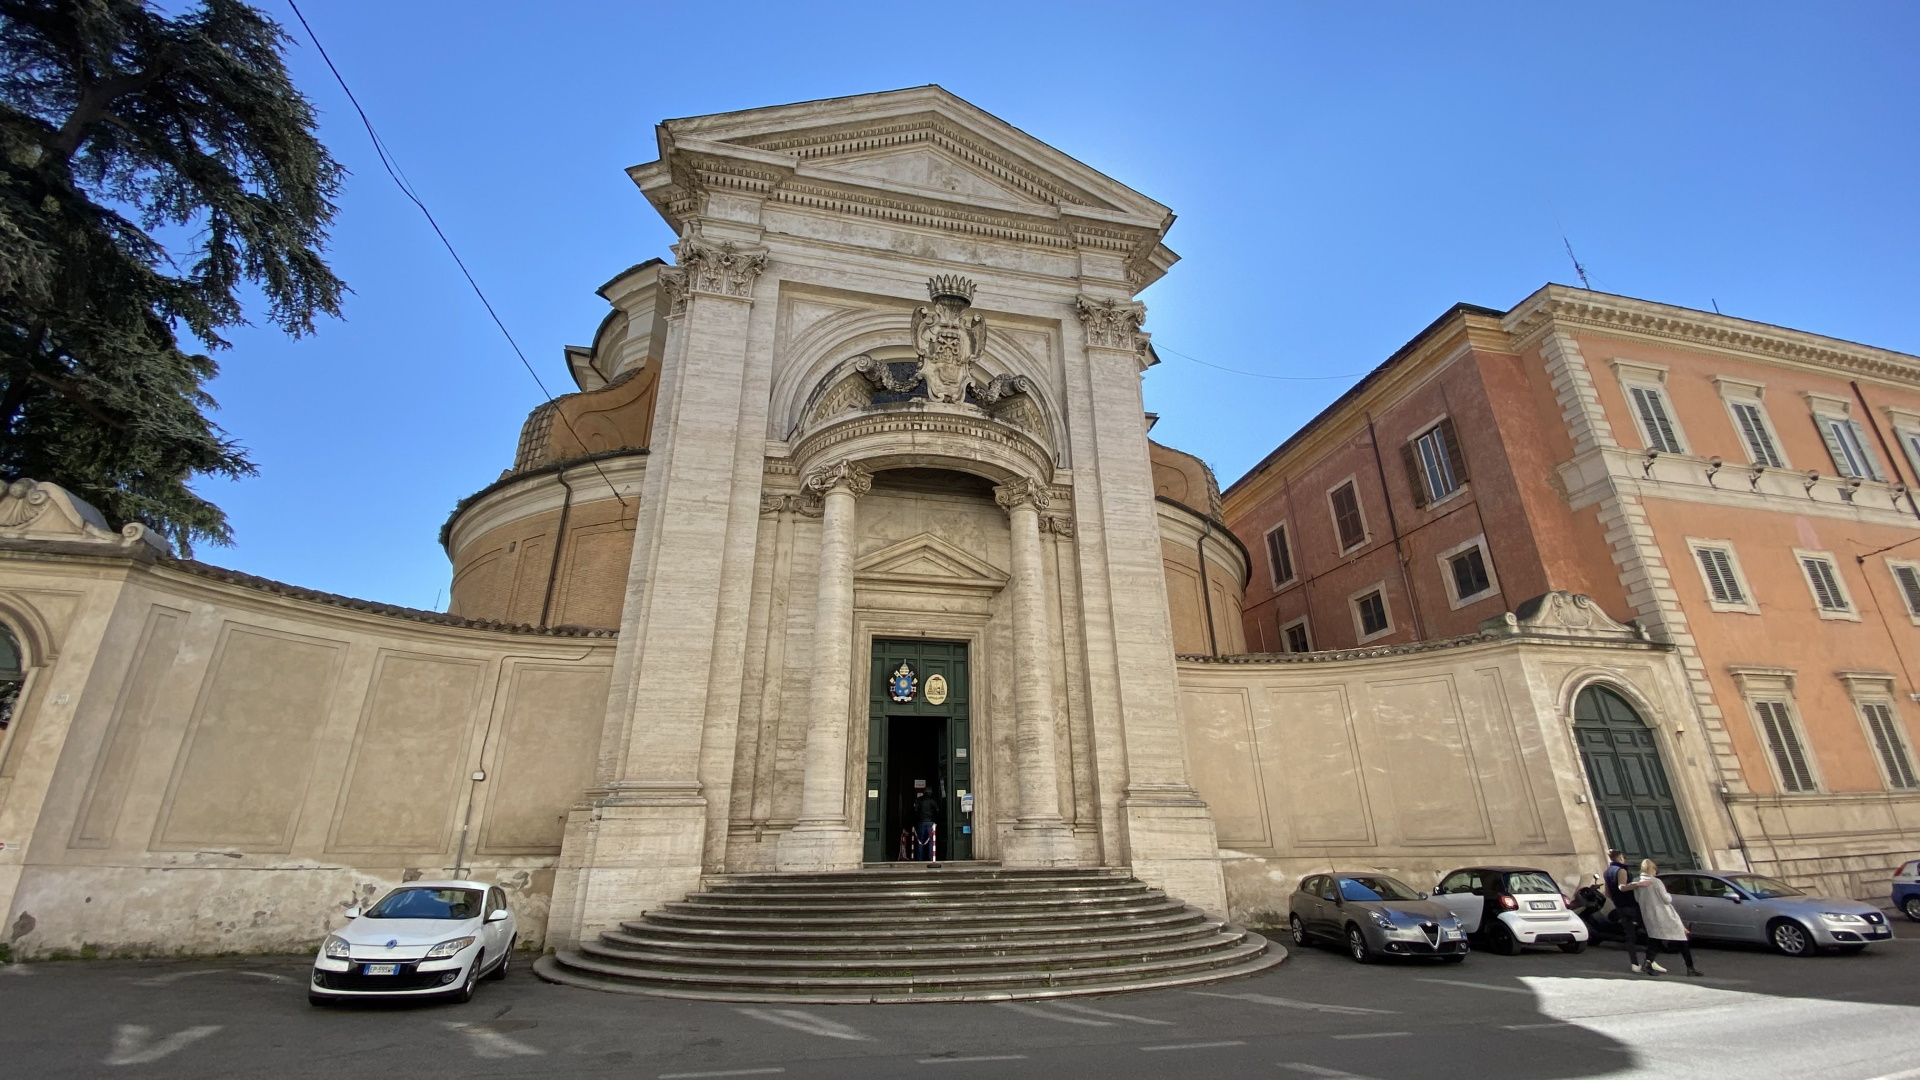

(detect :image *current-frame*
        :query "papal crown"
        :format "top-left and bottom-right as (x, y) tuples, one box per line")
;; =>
(927, 275), (976, 304)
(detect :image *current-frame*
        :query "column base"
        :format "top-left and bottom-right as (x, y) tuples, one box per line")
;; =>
(1122, 792), (1227, 914)
(776, 822), (862, 872)
(1002, 819), (1077, 868)
(550, 798), (708, 949)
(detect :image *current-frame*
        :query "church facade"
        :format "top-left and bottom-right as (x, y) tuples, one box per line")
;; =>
(1, 88), (1894, 962)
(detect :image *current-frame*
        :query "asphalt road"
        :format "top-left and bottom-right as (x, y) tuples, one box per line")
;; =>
(5, 921), (1920, 1079)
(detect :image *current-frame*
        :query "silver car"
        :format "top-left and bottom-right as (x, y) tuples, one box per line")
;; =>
(1660, 870), (1893, 956)
(1288, 872), (1469, 963)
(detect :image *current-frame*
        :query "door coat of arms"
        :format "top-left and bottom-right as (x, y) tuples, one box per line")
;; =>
(888, 662), (918, 703)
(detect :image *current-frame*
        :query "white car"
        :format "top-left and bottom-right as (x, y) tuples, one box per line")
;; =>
(1432, 866), (1590, 954)
(310, 880), (517, 1005)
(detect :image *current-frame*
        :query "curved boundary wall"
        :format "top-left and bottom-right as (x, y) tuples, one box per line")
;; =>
(0, 511), (614, 959)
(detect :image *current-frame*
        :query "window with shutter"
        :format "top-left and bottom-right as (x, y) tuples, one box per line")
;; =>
(1902, 431), (1920, 485)
(1694, 546), (1745, 605)
(1265, 523), (1294, 586)
(1408, 422), (1463, 504)
(1891, 564), (1920, 617)
(1817, 415), (1885, 480)
(1730, 402), (1784, 468)
(1329, 482), (1366, 551)
(1755, 700), (1817, 792)
(1800, 556), (1850, 612)
(1860, 701), (1919, 789)
(1629, 386), (1684, 454)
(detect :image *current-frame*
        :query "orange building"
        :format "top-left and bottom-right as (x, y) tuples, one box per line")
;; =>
(1223, 285), (1920, 884)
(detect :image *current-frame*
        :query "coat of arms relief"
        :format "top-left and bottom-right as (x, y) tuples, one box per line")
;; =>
(852, 276), (1032, 411)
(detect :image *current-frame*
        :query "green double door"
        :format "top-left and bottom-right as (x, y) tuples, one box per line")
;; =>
(1574, 685), (1696, 869)
(863, 639), (972, 863)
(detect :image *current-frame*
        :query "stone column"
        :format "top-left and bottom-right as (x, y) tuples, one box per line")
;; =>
(997, 477), (1076, 866)
(778, 460), (872, 871)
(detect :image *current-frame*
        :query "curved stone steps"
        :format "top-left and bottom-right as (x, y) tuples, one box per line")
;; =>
(537, 866), (1281, 1002)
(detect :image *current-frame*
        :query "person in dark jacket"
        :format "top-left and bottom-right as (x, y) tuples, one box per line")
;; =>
(1603, 849), (1656, 973)
(913, 788), (942, 861)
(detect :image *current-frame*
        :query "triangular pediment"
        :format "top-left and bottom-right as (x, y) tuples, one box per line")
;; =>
(632, 87), (1177, 260)
(854, 532), (1008, 590)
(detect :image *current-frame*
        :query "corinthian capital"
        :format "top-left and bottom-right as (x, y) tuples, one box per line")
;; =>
(1075, 295), (1148, 352)
(803, 460), (873, 498)
(674, 227), (769, 300)
(993, 477), (1052, 513)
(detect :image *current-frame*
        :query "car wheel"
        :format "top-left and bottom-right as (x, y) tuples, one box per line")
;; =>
(486, 936), (514, 981)
(1558, 940), (1587, 954)
(1487, 921), (1521, 956)
(1768, 918), (1814, 957)
(1904, 896), (1920, 923)
(1289, 915), (1309, 947)
(1346, 925), (1373, 964)
(449, 957), (481, 1002)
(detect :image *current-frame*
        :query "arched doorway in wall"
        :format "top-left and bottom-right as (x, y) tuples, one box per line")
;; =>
(0, 622), (22, 734)
(1574, 684), (1696, 869)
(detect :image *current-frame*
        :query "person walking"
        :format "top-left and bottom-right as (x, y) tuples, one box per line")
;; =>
(1623, 860), (1702, 977)
(913, 787), (942, 862)
(1602, 849), (1651, 973)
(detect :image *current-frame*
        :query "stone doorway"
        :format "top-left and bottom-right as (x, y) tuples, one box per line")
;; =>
(864, 638), (972, 862)
(1575, 684), (1696, 869)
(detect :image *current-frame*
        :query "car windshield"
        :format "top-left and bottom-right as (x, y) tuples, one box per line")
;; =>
(1724, 874), (1803, 899)
(1339, 876), (1420, 902)
(1506, 871), (1560, 895)
(363, 888), (483, 920)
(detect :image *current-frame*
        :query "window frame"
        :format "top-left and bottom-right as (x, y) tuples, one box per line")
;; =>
(1325, 476), (1369, 555)
(1349, 581), (1393, 643)
(1403, 415), (1469, 508)
(1280, 616), (1312, 654)
(1713, 376), (1789, 469)
(1435, 534), (1500, 610)
(1888, 412), (1920, 486)
(1886, 559), (1920, 626)
(1612, 360), (1687, 455)
(1806, 391), (1886, 481)
(1794, 548), (1859, 621)
(1264, 520), (1296, 588)
(1685, 537), (1760, 615)
(1858, 698), (1920, 791)
(1731, 667), (1821, 795)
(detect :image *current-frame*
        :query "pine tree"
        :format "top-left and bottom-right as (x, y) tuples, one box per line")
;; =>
(0, 0), (343, 553)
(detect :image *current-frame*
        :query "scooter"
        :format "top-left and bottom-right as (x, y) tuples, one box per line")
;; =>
(1570, 880), (1622, 943)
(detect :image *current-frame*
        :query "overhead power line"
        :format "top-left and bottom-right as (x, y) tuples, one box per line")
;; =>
(284, 0), (629, 510)
(1155, 343), (1363, 382)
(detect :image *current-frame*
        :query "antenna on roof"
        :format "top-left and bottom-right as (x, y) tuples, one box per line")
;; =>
(1562, 235), (1593, 290)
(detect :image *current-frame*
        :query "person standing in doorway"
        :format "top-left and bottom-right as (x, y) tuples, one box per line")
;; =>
(1603, 849), (1652, 973)
(1624, 860), (1702, 976)
(913, 786), (942, 862)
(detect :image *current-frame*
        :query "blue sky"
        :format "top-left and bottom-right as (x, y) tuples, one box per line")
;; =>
(201, 1), (1918, 609)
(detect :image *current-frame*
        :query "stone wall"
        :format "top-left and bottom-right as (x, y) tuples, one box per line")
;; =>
(0, 496), (615, 958)
(1174, 603), (1733, 928)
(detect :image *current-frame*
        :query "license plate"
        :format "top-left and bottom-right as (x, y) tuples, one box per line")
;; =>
(363, 963), (400, 976)
(1528, 900), (1556, 910)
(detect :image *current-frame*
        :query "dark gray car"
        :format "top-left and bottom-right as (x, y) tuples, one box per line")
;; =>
(1659, 870), (1893, 956)
(1288, 873), (1469, 963)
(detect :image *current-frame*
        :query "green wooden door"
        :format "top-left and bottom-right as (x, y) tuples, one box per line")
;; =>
(1574, 685), (1695, 869)
(864, 639), (971, 862)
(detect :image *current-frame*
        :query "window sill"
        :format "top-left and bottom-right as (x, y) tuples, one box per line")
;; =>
(1356, 627), (1395, 645)
(1426, 485), (1469, 511)
(1704, 601), (1763, 615)
(1815, 609), (1863, 622)
(1446, 588), (1499, 612)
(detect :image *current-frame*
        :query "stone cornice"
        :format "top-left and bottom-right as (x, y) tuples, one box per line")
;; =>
(1505, 284), (1920, 387)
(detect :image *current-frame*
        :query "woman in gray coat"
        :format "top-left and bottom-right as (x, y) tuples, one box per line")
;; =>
(1623, 859), (1703, 976)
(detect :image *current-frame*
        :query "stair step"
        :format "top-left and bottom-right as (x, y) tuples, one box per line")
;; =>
(537, 867), (1282, 1002)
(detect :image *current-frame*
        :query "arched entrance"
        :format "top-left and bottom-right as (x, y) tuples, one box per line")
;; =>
(0, 622), (22, 733)
(1574, 685), (1695, 869)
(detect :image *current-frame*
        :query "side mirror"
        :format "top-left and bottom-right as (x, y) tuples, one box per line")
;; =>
(1419, 892), (1430, 900)
(486, 909), (510, 923)
(1727, 892), (1743, 903)
(343, 907), (361, 920)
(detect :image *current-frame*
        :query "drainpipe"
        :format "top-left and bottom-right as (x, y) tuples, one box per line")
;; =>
(1196, 519), (1219, 657)
(1364, 411), (1426, 640)
(539, 469), (575, 628)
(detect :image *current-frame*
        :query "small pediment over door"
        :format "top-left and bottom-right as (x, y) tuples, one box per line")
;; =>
(853, 533), (1008, 595)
